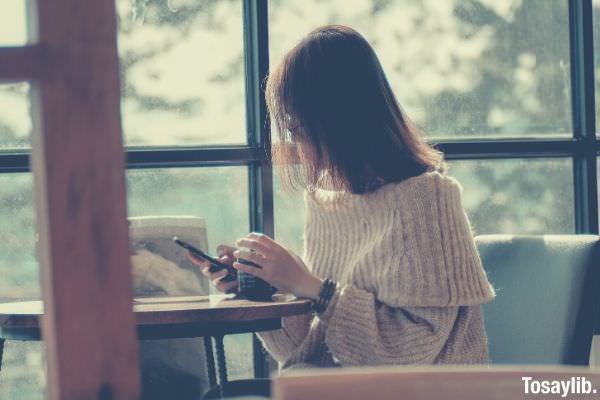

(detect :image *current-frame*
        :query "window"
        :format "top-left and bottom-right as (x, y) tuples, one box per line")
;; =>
(446, 159), (575, 233)
(0, 1), (29, 46)
(116, 0), (248, 146)
(276, 0), (598, 239)
(1, 1), (600, 399)
(269, 0), (572, 138)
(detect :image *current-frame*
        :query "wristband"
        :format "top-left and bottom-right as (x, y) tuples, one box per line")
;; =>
(312, 278), (336, 314)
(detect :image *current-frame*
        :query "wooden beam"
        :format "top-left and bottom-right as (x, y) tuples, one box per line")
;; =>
(0, 46), (45, 82)
(30, 0), (140, 399)
(273, 366), (600, 400)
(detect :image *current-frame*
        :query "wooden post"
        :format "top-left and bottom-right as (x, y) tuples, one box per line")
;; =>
(30, 0), (140, 399)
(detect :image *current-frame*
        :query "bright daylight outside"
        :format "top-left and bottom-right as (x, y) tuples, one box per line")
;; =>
(0, 0), (594, 399)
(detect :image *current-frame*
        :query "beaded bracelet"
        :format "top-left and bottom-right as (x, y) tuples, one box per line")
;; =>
(312, 278), (336, 314)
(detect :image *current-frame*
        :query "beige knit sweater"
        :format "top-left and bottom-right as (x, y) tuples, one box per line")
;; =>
(258, 171), (496, 368)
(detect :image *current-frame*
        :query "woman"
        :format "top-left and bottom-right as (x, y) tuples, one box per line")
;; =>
(192, 25), (495, 368)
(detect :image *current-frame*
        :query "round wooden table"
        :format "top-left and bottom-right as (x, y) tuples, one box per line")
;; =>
(0, 294), (312, 393)
(0, 293), (312, 340)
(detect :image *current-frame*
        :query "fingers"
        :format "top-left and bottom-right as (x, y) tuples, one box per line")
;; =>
(217, 244), (236, 257)
(238, 232), (275, 249)
(188, 253), (209, 267)
(210, 269), (230, 285)
(202, 267), (237, 293)
(214, 278), (238, 294)
(218, 254), (235, 266)
(247, 232), (274, 242)
(235, 238), (270, 256)
(233, 249), (266, 267)
(201, 266), (228, 280)
(233, 261), (265, 279)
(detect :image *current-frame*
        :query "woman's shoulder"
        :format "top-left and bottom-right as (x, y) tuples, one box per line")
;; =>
(390, 170), (462, 195)
(304, 170), (464, 209)
(371, 170), (465, 209)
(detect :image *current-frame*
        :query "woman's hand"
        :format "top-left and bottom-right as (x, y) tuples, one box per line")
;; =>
(233, 233), (322, 300)
(188, 245), (238, 294)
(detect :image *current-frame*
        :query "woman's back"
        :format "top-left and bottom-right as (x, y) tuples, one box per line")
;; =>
(259, 172), (495, 367)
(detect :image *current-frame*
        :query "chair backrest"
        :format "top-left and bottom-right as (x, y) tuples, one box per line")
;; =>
(272, 366), (600, 400)
(476, 235), (600, 365)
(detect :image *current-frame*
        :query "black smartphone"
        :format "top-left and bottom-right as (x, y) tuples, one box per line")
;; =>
(172, 237), (237, 282)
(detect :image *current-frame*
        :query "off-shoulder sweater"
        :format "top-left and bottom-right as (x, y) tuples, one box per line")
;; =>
(258, 171), (496, 368)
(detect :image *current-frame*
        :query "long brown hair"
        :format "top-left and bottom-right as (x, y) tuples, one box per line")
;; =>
(266, 25), (446, 194)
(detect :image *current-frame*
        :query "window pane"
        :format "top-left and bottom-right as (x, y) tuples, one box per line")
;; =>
(269, 0), (571, 138)
(126, 166), (249, 296)
(0, 173), (39, 301)
(116, 0), (246, 146)
(0, 1), (29, 46)
(0, 173), (44, 400)
(274, 158), (574, 255)
(0, 83), (31, 149)
(450, 158), (574, 233)
(0, 168), (253, 300)
(224, 334), (254, 381)
(0, 342), (46, 400)
(0, 167), (254, 398)
(127, 166), (249, 251)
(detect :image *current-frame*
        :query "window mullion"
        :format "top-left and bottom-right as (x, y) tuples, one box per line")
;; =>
(569, 0), (598, 234)
(243, 0), (273, 379)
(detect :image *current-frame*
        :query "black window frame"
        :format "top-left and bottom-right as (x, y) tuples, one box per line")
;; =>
(0, 0), (599, 377)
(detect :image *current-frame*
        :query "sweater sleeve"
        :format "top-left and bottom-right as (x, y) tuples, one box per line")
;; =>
(316, 284), (459, 366)
(256, 313), (312, 364)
